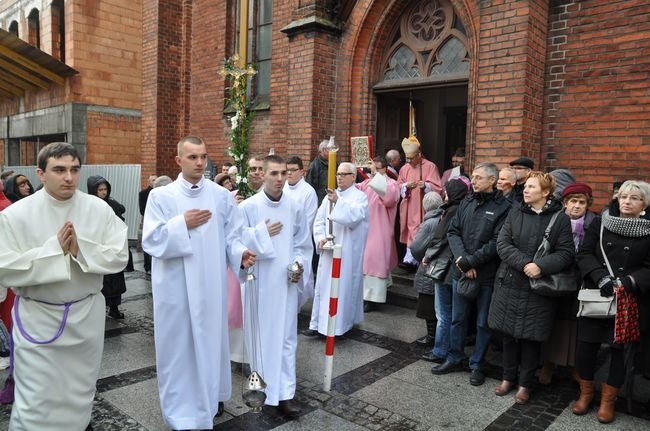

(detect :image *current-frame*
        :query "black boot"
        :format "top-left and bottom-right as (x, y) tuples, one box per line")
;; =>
(108, 306), (125, 319)
(416, 320), (436, 347)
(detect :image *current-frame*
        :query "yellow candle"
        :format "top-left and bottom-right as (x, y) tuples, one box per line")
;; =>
(328, 150), (337, 190)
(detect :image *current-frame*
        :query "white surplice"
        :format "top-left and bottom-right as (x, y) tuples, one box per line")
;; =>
(283, 177), (317, 306)
(142, 176), (246, 430)
(311, 186), (369, 336)
(0, 189), (128, 431)
(239, 191), (311, 406)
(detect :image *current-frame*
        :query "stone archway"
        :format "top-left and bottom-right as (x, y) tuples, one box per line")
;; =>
(338, 0), (478, 165)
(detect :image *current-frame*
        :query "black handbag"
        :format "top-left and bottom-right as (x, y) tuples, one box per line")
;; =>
(529, 211), (579, 297)
(423, 254), (453, 280)
(422, 239), (453, 281)
(457, 273), (480, 300)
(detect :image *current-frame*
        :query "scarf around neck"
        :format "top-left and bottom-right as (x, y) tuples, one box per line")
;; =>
(602, 209), (650, 238)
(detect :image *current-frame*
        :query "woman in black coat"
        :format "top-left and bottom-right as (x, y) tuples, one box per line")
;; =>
(88, 175), (127, 319)
(573, 180), (650, 424)
(489, 171), (575, 404)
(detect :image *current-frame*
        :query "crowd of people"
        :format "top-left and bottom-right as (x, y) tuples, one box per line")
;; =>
(0, 136), (648, 430)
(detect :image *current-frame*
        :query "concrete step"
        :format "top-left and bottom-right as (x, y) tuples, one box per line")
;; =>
(387, 267), (417, 309)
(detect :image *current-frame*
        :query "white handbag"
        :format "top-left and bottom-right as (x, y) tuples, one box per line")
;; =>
(576, 222), (616, 319)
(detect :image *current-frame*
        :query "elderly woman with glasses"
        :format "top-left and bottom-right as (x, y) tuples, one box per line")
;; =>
(573, 180), (650, 424)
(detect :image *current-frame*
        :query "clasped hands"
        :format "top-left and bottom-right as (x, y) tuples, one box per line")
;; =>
(455, 256), (477, 279)
(523, 262), (542, 279)
(57, 221), (79, 257)
(406, 180), (425, 190)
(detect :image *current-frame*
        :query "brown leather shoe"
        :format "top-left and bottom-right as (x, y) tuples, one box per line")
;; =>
(495, 380), (515, 396)
(515, 386), (530, 405)
(571, 378), (594, 415)
(278, 399), (301, 418)
(597, 383), (619, 424)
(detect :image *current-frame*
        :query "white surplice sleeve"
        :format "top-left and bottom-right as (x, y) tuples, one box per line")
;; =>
(142, 190), (193, 260)
(0, 216), (71, 287)
(223, 195), (247, 275)
(291, 205), (312, 296)
(312, 199), (329, 255)
(240, 206), (276, 261)
(74, 208), (129, 275)
(304, 187), (318, 229)
(329, 192), (368, 229)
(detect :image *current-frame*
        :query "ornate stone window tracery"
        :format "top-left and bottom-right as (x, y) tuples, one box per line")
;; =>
(380, 0), (469, 84)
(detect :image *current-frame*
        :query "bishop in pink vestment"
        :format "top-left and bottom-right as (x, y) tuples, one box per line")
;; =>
(357, 160), (400, 303)
(398, 137), (442, 246)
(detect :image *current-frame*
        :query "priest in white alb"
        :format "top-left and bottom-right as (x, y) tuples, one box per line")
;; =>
(239, 155), (311, 418)
(143, 136), (256, 430)
(283, 155), (318, 307)
(357, 156), (400, 311)
(0, 142), (128, 431)
(310, 162), (369, 336)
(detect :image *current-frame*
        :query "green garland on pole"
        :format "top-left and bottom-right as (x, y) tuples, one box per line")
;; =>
(220, 54), (257, 199)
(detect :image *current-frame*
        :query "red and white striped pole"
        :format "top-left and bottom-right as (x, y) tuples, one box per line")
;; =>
(323, 244), (342, 392)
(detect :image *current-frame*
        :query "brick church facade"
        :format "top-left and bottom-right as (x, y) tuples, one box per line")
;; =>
(0, 0), (647, 207)
(142, 0), (649, 207)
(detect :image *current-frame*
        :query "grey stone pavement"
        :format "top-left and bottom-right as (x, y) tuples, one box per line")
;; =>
(0, 250), (649, 430)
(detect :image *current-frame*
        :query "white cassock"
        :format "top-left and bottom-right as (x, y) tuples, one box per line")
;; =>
(283, 177), (318, 306)
(239, 191), (311, 406)
(0, 190), (128, 431)
(312, 186), (369, 336)
(143, 176), (246, 430)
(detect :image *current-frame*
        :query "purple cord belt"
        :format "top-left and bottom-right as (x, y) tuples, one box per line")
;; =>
(10, 294), (92, 373)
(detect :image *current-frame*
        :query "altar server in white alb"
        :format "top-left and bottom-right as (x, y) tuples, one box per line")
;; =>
(311, 162), (369, 336)
(143, 136), (256, 430)
(240, 155), (312, 418)
(283, 155), (318, 306)
(0, 142), (128, 431)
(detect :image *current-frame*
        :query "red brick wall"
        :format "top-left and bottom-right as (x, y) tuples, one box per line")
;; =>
(86, 111), (140, 164)
(542, 0), (650, 208)
(142, 0), (650, 206)
(473, 0), (549, 166)
(141, 0), (191, 183)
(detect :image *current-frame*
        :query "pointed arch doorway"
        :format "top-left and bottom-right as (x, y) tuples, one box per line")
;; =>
(374, 0), (470, 171)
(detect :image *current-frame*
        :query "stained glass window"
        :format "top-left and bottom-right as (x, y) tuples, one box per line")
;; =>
(381, 0), (469, 84)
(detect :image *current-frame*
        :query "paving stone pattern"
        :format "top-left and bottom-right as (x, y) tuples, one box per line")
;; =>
(0, 255), (648, 430)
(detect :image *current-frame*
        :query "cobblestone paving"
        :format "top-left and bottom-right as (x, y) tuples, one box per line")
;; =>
(1, 263), (649, 430)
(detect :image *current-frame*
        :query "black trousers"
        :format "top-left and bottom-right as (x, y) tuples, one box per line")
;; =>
(143, 251), (152, 272)
(575, 340), (625, 388)
(501, 334), (541, 388)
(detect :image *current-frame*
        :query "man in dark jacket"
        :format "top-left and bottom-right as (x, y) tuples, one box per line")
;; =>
(431, 162), (510, 386)
(306, 140), (330, 205)
(509, 157), (533, 203)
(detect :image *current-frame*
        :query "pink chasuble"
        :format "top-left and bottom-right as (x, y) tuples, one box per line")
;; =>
(398, 158), (442, 246)
(357, 177), (400, 278)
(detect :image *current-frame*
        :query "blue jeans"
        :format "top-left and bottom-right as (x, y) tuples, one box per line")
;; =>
(447, 277), (493, 370)
(432, 282), (452, 359)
